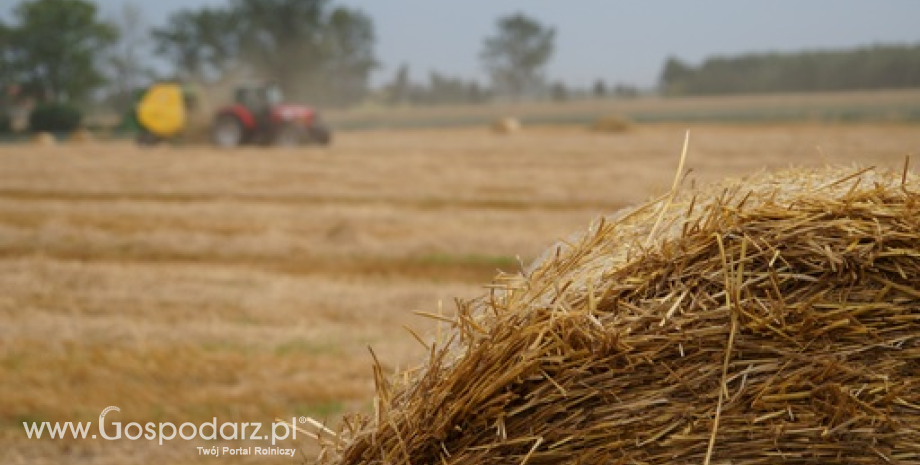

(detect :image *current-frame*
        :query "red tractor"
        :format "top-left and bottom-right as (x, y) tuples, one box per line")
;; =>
(211, 83), (332, 148)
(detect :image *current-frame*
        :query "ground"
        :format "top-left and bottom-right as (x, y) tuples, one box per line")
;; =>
(1, 123), (918, 464)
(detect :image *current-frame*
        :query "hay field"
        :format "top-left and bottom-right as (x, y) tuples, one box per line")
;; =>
(1, 123), (918, 464)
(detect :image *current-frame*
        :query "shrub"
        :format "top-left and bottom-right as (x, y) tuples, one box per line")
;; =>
(0, 113), (11, 134)
(28, 103), (83, 133)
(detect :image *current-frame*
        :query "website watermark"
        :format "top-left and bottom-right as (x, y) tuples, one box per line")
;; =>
(22, 406), (304, 458)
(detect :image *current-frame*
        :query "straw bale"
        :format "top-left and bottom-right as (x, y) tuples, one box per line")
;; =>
(492, 117), (522, 134)
(31, 132), (56, 146)
(69, 128), (94, 143)
(325, 165), (920, 465)
(591, 115), (631, 133)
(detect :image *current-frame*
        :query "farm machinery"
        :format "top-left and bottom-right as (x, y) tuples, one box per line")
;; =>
(132, 82), (332, 147)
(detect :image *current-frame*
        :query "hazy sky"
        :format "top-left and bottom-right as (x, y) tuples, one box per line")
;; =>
(8, 1), (920, 88)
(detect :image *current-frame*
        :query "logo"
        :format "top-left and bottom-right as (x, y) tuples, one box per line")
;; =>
(24, 406), (306, 451)
(99, 406), (120, 422)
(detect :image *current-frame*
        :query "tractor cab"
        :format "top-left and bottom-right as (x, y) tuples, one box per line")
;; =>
(211, 83), (331, 148)
(234, 84), (283, 115)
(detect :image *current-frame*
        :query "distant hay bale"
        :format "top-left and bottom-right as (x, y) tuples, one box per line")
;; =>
(69, 128), (94, 143)
(491, 117), (521, 134)
(324, 165), (920, 465)
(591, 115), (631, 133)
(31, 132), (56, 146)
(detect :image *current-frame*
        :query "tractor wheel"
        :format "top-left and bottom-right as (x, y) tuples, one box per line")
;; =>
(273, 123), (303, 147)
(309, 125), (332, 145)
(136, 130), (161, 147)
(212, 115), (244, 148)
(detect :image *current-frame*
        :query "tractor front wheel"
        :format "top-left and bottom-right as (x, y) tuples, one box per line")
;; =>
(212, 115), (244, 148)
(309, 125), (332, 145)
(273, 123), (303, 147)
(136, 130), (161, 147)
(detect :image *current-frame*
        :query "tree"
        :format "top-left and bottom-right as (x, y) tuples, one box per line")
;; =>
(593, 79), (607, 98)
(231, 0), (328, 94)
(658, 46), (920, 96)
(467, 81), (488, 104)
(152, 7), (239, 81)
(388, 63), (411, 104)
(320, 7), (377, 106)
(659, 56), (691, 95)
(426, 71), (478, 105)
(480, 13), (555, 99)
(3, 0), (118, 103)
(106, 3), (154, 112)
(152, 0), (377, 107)
(613, 83), (639, 98)
(227, 0), (377, 105)
(551, 81), (568, 102)
(0, 24), (12, 80)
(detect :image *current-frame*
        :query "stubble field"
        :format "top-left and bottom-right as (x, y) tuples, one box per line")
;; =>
(1, 123), (918, 464)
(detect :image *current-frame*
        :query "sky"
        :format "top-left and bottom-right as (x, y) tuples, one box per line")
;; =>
(6, 1), (920, 89)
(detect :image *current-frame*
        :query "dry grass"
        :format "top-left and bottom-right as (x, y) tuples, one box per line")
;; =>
(0, 123), (918, 464)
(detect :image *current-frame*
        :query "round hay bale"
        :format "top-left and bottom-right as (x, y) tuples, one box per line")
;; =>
(327, 166), (920, 465)
(30, 132), (56, 146)
(592, 115), (631, 133)
(69, 128), (94, 143)
(492, 117), (522, 134)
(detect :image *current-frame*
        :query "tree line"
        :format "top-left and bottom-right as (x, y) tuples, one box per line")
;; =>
(0, 0), (562, 112)
(660, 44), (920, 96)
(3, 0), (920, 119)
(0, 0), (381, 110)
(151, 0), (376, 107)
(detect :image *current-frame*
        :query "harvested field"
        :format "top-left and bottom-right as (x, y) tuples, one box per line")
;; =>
(0, 123), (918, 464)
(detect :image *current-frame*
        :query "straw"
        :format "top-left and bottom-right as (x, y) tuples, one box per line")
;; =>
(322, 165), (919, 465)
